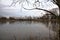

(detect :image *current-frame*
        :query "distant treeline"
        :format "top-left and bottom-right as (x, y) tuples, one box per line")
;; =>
(0, 14), (60, 21)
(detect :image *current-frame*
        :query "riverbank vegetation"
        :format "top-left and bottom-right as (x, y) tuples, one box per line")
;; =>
(0, 15), (60, 21)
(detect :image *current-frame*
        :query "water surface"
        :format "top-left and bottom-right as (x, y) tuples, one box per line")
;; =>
(0, 21), (59, 40)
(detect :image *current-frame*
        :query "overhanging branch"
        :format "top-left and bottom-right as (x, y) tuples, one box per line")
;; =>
(35, 8), (55, 15)
(22, 6), (55, 16)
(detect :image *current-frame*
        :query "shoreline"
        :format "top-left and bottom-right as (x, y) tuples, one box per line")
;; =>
(0, 18), (60, 22)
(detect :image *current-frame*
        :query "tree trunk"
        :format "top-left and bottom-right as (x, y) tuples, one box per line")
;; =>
(56, 0), (60, 8)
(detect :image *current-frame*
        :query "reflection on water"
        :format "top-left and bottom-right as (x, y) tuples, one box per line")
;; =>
(0, 20), (59, 40)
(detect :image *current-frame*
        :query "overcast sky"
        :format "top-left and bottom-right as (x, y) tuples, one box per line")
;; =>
(0, 0), (59, 17)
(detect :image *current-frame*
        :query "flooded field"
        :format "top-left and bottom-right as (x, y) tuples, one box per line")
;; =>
(0, 20), (60, 40)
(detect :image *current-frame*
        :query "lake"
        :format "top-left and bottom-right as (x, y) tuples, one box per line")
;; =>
(0, 20), (59, 40)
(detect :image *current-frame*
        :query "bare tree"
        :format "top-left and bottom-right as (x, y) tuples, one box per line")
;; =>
(55, 0), (60, 8)
(10, 0), (30, 6)
(9, 0), (59, 16)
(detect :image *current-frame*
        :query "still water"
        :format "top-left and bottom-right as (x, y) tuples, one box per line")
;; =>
(0, 21), (59, 40)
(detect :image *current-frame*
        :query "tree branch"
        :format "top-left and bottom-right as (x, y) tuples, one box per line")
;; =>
(22, 5), (55, 16)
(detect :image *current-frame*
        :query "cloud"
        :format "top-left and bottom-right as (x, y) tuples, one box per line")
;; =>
(0, 4), (8, 9)
(0, 0), (59, 17)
